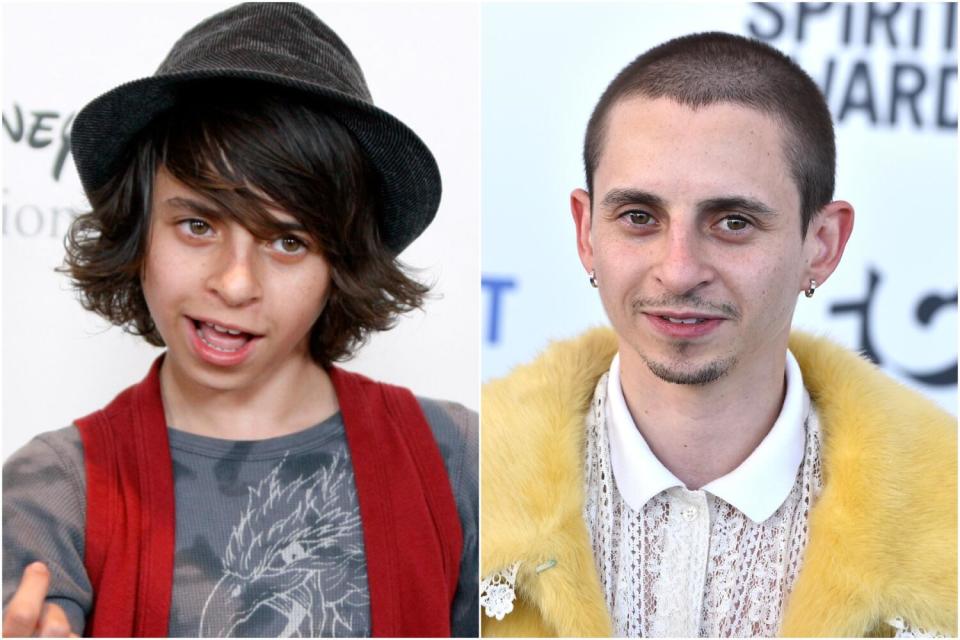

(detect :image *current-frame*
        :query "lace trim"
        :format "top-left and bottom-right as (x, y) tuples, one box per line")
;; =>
(480, 562), (521, 620)
(888, 616), (947, 637)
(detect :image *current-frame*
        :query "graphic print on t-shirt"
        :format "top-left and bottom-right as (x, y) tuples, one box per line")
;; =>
(199, 453), (369, 637)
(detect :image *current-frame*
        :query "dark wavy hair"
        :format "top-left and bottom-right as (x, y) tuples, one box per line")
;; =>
(62, 80), (429, 366)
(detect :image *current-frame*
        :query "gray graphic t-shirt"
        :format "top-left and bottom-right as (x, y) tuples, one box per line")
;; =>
(2, 398), (478, 637)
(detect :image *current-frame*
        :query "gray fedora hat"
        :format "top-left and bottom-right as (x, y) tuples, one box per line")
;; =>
(71, 2), (440, 254)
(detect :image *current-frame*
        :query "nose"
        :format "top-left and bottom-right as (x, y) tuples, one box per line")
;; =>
(652, 225), (714, 295)
(205, 234), (263, 307)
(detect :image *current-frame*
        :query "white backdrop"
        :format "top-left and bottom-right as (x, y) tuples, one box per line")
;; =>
(481, 2), (957, 414)
(2, 2), (480, 457)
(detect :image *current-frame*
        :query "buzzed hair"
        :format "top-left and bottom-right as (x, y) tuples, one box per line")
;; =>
(583, 31), (835, 236)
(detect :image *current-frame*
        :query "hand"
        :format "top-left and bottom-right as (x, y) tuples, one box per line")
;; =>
(2, 562), (77, 637)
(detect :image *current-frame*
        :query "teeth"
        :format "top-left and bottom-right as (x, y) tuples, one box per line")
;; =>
(196, 322), (248, 352)
(199, 333), (242, 352)
(665, 317), (702, 324)
(205, 321), (243, 335)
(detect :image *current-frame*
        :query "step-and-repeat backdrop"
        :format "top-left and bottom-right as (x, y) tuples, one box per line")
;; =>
(3, 3), (480, 456)
(482, 2), (957, 414)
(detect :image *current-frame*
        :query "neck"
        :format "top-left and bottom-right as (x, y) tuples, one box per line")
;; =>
(617, 342), (787, 489)
(159, 353), (339, 440)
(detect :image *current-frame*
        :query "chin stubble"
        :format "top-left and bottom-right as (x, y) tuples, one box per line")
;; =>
(628, 293), (740, 385)
(641, 350), (737, 385)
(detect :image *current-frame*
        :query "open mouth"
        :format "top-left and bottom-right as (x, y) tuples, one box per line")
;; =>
(190, 318), (259, 353)
(645, 313), (724, 338)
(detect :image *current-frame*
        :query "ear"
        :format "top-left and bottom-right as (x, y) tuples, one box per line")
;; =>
(571, 188), (595, 274)
(802, 200), (855, 290)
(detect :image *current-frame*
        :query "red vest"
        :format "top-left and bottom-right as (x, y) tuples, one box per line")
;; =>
(75, 357), (462, 637)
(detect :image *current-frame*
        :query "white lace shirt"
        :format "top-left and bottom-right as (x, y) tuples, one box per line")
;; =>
(584, 351), (821, 637)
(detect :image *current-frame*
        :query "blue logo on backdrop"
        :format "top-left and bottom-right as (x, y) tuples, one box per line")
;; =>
(482, 275), (517, 344)
(830, 267), (958, 386)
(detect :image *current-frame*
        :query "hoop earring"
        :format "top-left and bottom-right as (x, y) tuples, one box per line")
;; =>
(589, 271), (598, 288)
(805, 279), (818, 298)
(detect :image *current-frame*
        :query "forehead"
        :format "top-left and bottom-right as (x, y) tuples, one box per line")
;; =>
(151, 165), (301, 227)
(595, 96), (798, 211)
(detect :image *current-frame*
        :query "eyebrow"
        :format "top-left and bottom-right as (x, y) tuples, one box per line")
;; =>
(163, 196), (224, 219)
(698, 196), (776, 217)
(269, 220), (309, 234)
(598, 189), (777, 217)
(600, 188), (667, 211)
(163, 196), (308, 233)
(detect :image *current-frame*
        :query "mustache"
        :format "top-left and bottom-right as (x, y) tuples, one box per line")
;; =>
(631, 294), (741, 321)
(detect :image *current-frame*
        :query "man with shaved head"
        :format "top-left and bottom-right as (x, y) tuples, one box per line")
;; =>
(481, 32), (955, 638)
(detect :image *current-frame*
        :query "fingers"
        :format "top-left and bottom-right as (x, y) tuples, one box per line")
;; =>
(38, 603), (72, 637)
(3, 564), (74, 637)
(3, 561), (51, 636)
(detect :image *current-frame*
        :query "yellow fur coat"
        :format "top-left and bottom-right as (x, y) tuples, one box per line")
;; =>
(481, 328), (956, 637)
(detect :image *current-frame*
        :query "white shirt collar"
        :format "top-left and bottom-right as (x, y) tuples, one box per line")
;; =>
(605, 349), (810, 523)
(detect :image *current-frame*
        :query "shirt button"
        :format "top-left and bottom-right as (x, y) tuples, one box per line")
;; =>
(682, 506), (697, 521)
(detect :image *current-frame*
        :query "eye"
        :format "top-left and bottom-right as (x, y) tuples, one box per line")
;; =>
(180, 218), (213, 236)
(717, 216), (751, 232)
(621, 210), (656, 226)
(271, 236), (307, 255)
(280, 541), (308, 565)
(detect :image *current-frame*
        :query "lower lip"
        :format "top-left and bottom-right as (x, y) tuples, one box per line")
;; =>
(186, 317), (259, 367)
(645, 314), (724, 339)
